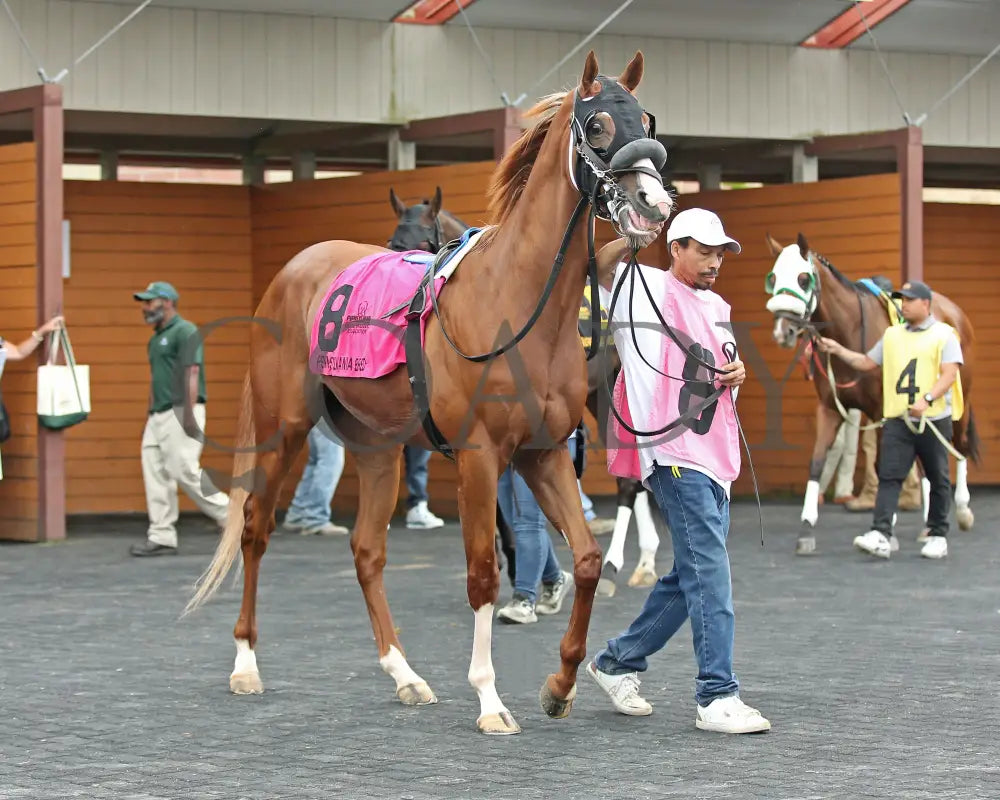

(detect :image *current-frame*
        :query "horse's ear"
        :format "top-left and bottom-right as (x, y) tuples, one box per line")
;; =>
(797, 232), (810, 260)
(618, 51), (644, 92)
(389, 187), (406, 218)
(579, 50), (600, 98)
(430, 186), (442, 218)
(765, 232), (783, 257)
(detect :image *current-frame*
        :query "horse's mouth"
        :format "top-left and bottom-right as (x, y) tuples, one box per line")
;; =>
(615, 203), (664, 247)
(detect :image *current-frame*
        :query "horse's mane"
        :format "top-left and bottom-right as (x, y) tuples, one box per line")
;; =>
(485, 92), (567, 224)
(813, 251), (865, 296)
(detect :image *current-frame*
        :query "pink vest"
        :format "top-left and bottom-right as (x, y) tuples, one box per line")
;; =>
(607, 273), (740, 483)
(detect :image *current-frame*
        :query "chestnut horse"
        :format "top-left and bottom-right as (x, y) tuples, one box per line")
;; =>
(186, 51), (672, 735)
(765, 233), (979, 555)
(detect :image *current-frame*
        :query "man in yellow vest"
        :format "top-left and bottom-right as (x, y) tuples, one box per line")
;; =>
(817, 280), (962, 561)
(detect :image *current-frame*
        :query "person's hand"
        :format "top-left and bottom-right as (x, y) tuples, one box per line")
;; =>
(908, 397), (929, 418)
(815, 336), (839, 355)
(718, 359), (745, 388)
(38, 315), (64, 335)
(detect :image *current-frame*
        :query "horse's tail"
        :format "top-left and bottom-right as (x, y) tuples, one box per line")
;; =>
(184, 371), (255, 616)
(963, 404), (982, 465)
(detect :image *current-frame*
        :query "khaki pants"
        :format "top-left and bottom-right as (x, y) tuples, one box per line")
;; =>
(819, 409), (861, 498)
(142, 404), (229, 548)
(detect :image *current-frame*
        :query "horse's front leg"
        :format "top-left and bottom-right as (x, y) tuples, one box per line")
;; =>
(954, 457), (974, 531)
(455, 447), (520, 735)
(799, 403), (843, 555)
(515, 446), (601, 720)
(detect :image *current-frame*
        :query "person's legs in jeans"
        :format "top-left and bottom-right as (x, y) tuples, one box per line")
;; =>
(284, 425), (345, 529)
(403, 445), (430, 509)
(915, 418), (952, 537)
(497, 466), (561, 604)
(871, 419), (917, 536)
(594, 465), (739, 706)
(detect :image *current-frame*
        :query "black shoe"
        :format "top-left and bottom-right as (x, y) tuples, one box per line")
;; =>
(130, 541), (177, 557)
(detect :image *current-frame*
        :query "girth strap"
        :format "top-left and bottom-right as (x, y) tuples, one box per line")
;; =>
(404, 276), (455, 461)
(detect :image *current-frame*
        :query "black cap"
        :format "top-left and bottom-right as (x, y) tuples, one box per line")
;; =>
(891, 280), (932, 301)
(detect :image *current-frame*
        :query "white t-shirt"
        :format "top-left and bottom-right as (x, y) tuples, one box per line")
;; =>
(609, 262), (738, 496)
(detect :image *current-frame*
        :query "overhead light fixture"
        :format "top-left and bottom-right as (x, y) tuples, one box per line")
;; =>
(393, 0), (479, 25)
(801, 0), (912, 49)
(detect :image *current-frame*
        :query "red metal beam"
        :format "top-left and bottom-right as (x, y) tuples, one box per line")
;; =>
(393, 0), (479, 25)
(800, 0), (913, 49)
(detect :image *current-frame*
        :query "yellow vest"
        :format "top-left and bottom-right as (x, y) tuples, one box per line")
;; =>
(578, 285), (609, 349)
(881, 321), (964, 420)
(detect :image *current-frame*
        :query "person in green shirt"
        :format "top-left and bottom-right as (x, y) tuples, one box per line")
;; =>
(131, 281), (228, 557)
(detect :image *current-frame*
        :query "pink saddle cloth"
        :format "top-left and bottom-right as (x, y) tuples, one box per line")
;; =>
(308, 250), (444, 379)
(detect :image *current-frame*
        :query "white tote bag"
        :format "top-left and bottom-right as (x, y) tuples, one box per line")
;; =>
(37, 326), (90, 430)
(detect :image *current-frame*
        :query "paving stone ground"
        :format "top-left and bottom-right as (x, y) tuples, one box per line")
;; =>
(2, 492), (999, 800)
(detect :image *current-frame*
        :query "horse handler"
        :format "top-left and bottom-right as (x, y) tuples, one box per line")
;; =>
(817, 280), (963, 560)
(586, 208), (771, 734)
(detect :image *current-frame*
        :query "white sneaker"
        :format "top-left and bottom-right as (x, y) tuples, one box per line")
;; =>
(696, 695), (771, 734)
(536, 570), (572, 615)
(920, 536), (948, 559)
(302, 521), (350, 536)
(853, 530), (892, 559)
(496, 597), (537, 624)
(406, 501), (444, 530)
(586, 661), (653, 716)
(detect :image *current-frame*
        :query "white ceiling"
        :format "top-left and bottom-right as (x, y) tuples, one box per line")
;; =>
(81, 0), (1000, 57)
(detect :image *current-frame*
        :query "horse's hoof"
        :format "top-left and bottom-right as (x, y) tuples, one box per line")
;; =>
(230, 670), (263, 695)
(477, 711), (521, 735)
(795, 536), (816, 556)
(627, 564), (657, 587)
(539, 676), (576, 719)
(596, 577), (617, 597)
(396, 681), (437, 706)
(957, 508), (974, 531)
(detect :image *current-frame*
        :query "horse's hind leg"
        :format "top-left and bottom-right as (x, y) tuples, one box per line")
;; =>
(596, 477), (640, 598)
(627, 489), (660, 588)
(952, 414), (974, 531)
(231, 409), (310, 694)
(351, 438), (436, 706)
(799, 403), (841, 555)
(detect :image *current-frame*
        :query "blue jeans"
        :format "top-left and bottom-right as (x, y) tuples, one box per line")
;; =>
(567, 435), (596, 522)
(284, 425), (345, 528)
(594, 465), (739, 707)
(403, 445), (430, 509)
(497, 465), (562, 603)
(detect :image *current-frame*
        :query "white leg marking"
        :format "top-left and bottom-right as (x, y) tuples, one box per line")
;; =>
(232, 638), (258, 677)
(379, 644), (424, 691)
(468, 604), (509, 721)
(802, 480), (820, 527)
(633, 492), (660, 554)
(922, 477), (932, 523)
(604, 507), (632, 571)
(954, 460), (970, 508)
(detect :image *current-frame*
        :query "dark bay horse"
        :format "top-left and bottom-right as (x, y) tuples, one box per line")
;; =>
(186, 51), (672, 735)
(765, 233), (979, 555)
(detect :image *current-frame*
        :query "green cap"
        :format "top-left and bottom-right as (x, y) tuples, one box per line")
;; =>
(133, 281), (179, 302)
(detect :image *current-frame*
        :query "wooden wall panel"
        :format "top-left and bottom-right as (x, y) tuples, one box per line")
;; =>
(924, 203), (1000, 485)
(63, 181), (253, 514)
(671, 174), (902, 499)
(0, 142), (38, 541)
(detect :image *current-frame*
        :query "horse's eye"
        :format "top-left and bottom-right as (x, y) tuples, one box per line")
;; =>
(797, 272), (813, 291)
(587, 120), (603, 137)
(585, 113), (615, 149)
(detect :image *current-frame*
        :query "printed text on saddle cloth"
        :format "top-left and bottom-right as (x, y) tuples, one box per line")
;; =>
(606, 266), (740, 485)
(309, 251), (444, 379)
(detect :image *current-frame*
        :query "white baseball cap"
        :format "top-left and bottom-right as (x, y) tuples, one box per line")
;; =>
(666, 208), (741, 254)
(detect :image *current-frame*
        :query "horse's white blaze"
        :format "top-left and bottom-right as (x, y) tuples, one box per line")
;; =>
(232, 638), (258, 676)
(801, 480), (820, 526)
(468, 604), (508, 720)
(954, 460), (970, 508)
(379, 644), (425, 691)
(633, 491), (660, 554)
(634, 159), (673, 214)
(605, 506), (633, 571)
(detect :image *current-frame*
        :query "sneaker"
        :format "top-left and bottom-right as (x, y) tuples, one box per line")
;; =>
(586, 661), (652, 716)
(301, 521), (350, 536)
(129, 540), (177, 557)
(406, 501), (444, 530)
(496, 596), (537, 624)
(920, 535), (948, 559)
(853, 530), (892, 559)
(588, 517), (616, 536)
(536, 570), (572, 615)
(696, 695), (771, 734)
(281, 518), (305, 533)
